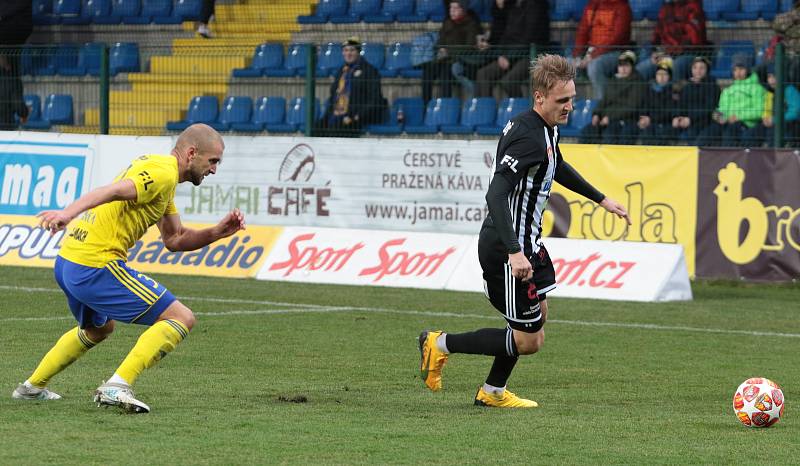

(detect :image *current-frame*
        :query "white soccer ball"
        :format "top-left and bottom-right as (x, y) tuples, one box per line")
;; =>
(733, 377), (785, 428)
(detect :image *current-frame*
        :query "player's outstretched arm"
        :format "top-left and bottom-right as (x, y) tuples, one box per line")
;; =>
(158, 208), (246, 252)
(37, 179), (137, 234)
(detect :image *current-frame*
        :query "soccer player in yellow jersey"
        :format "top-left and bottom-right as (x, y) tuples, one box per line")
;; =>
(11, 123), (246, 413)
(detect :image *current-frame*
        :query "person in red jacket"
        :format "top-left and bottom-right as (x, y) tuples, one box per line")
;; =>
(572, 0), (632, 100)
(636, 0), (707, 82)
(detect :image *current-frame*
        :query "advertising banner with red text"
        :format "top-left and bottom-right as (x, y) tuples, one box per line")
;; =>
(447, 237), (692, 302)
(696, 149), (800, 281)
(257, 227), (473, 289)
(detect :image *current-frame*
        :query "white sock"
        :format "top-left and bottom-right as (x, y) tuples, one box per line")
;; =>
(107, 373), (130, 386)
(483, 383), (505, 396)
(436, 333), (449, 354)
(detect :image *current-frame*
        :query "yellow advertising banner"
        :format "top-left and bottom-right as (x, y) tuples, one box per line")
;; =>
(0, 214), (282, 278)
(548, 145), (698, 275)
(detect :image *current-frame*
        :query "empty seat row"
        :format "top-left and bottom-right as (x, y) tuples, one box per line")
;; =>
(20, 94), (74, 130)
(21, 43), (140, 77)
(232, 42), (423, 79)
(33, 0), (200, 25)
(166, 96), (322, 133)
(703, 0), (794, 21)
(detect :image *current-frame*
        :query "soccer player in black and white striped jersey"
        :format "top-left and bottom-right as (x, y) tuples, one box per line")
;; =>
(419, 54), (631, 408)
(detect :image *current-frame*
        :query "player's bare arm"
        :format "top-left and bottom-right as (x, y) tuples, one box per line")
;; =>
(599, 197), (632, 225)
(157, 208), (246, 252)
(37, 179), (137, 234)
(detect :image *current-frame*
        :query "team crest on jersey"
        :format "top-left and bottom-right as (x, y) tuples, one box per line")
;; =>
(502, 120), (514, 135)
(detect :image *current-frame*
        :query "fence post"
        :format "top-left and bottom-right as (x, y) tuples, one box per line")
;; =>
(305, 43), (317, 137)
(99, 43), (109, 135)
(774, 42), (785, 148)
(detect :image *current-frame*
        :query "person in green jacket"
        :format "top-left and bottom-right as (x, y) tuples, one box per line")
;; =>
(697, 54), (765, 147)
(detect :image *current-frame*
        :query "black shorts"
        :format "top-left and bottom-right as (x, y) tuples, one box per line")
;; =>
(478, 234), (556, 333)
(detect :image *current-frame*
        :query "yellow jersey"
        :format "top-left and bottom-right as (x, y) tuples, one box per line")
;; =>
(59, 154), (179, 267)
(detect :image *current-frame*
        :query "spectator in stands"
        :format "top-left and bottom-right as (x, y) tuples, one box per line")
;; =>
(637, 0), (707, 82)
(421, 1), (482, 103)
(197, 0), (216, 38)
(757, 63), (800, 146)
(0, 55), (27, 130)
(772, 0), (800, 82)
(452, 0), (508, 99)
(572, 0), (632, 100)
(315, 37), (386, 138)
(0, 0), (33, 80)
(475, 0), (549, 98)
(673, 56), (719, 143)
(697, 55), (765, 147)
(580, 50), (645, 145)
(638, 58), (677, 145)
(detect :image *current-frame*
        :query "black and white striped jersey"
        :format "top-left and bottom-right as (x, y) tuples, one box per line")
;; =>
(481, 109), (605, 257)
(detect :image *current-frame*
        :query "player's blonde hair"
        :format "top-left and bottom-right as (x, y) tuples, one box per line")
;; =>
(530, 54), (576, 96)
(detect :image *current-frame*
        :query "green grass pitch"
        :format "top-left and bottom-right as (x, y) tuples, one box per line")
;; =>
(0, 265), (797, 465)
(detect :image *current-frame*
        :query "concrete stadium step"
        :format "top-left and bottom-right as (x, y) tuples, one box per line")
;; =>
(171, 37), (289, 54)
(149, 55), (247, 74)
(181, 21), (299, 34)
(110, 90), (202, 106)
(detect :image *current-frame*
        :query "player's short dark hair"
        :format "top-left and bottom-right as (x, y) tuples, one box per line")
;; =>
(530, 54), (576, 96)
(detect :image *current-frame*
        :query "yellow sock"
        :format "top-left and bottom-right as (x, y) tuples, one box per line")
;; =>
(29, 327), (98, 388)
(115, 319), (189, 385)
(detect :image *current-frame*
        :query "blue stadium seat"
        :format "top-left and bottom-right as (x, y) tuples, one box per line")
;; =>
(79, 0), (113, 23)
(316, 42), (344, 77)
(366, 96), (425, 134)
(549, 0), (588, 21)
(397, 0), (446, 22)
(476, 97), (531, 135)
(405, 97), (461, 134)
(381, 42), (413, 77)
(166, 96), (219, 131)
(264, 43), (308, 77)
(54, 0), (81, 17)
(780, 0), (793, 12)
(43, 94), (74, 125)
(22, 46), (58, 76)
(559, 99), (596, 137)
(267, 97), (320, 133)
(231, 96), (286, 132)
(360, 43), (385, 68)
(91, 0), (136, 23)
(210, 96), (253, 131)
(140, 0), (172, 22)
(59, 0), (92, 24)
(33, 0), (59, 25)
(233, 43), (284, 78)
(723, 0), (778, 20)
(51, 44), (80, 75)
(298, 0), (347, 24)
(20, 95), (46, 129)
(702, 0), (739, 20)
(174, 0), (202, 21)
(364, 0), (413, 22)
(630, 0), (662, 20)
(710, 40), (755, 79)
(59, 42), (103, 76)
(109, 42), (139, 75)
(441, 98), (497, 134)
(330, 0), (381, 23)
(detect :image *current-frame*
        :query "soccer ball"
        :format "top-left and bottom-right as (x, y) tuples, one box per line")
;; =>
(733, 377), (785, 428)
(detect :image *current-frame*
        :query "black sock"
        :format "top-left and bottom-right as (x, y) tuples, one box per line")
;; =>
(445, 328), (517, 357)
(485, 355), (519, 388)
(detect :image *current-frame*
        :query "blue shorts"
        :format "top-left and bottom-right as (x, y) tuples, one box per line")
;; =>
(54, 256), (177, 329)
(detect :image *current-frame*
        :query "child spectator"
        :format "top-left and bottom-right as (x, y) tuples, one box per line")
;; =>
(580, 50), (645, 145)
(697, 55), (765, 147)
(673, 56), (719, 142)
(638, 58), (677, 145)
(758, 63), (800, 146)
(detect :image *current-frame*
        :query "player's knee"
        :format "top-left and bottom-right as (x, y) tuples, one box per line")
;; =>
(515, 331), (544, 355)
(160, 301), (196, 331)
(85, 321), (115, 342)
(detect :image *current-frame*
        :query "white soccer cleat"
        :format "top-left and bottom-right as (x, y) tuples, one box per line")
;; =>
(94, 381), (150, 414)
(12, 383), (62, 400)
